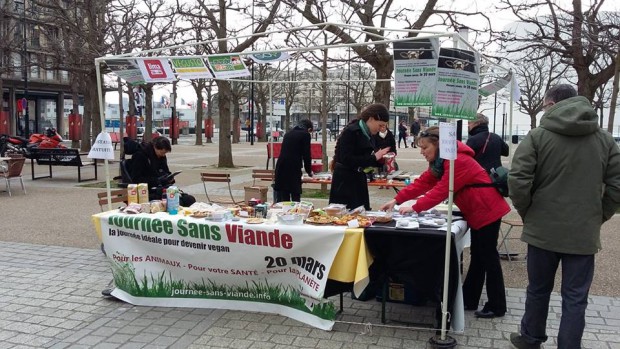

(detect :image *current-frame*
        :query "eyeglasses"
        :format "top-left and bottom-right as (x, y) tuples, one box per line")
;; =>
(419, 131), (439, 139)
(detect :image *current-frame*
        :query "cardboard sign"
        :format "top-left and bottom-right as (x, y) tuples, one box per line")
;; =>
(88, 132), (115, 160)
(439, 122), (457, 160)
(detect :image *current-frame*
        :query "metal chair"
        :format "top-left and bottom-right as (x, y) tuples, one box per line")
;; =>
(200, 172), (240, 205)
(498, 219), (525, 262)
(1, 157), (26, 196)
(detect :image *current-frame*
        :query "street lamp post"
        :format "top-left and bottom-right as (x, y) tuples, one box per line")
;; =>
(16, 0), (29, 137)
(249, 2), (256, 146)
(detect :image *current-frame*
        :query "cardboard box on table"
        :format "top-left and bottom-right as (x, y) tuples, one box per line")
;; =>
(244, 186), (268, 205)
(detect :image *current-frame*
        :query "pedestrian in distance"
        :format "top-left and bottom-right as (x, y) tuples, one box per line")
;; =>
(380, 126), (510, 319)
(273, 119), (314, 202)
(466, 113), (509, 173)
(410, 118), (421, 148)
(329, 103), (391, 210)
(397, 120), (408, 148)
(508, 84), (620, 349)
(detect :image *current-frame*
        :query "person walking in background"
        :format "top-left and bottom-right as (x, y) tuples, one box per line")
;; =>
(508, 84), (620, 349)
(329, 103), (391, 209)
(380, 126), (510, 319)
(410, 118), (421, 148)
(466, 113), (509, 173)
(273, 119), (313, 202)
(397, 120), (408, 148)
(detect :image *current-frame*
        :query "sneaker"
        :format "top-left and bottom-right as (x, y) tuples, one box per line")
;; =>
(510, 333), (541, 349)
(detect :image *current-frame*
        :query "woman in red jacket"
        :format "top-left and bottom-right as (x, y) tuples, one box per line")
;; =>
(381, 126), (510, 318)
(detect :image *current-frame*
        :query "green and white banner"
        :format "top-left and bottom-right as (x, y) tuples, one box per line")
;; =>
(250, 52), (291, 64)
(170, 57), (214, 80)
(433, 48), (480, 120)
(106, 59), (146, 85)
(393, 38), (439, 107)
(97, 211), (346, 330)
(206, 54), (251, 79)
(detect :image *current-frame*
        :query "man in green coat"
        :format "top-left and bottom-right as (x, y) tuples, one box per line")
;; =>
(508, 84), (620, 349)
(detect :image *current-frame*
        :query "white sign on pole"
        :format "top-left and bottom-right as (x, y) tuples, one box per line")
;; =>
(88, 132), (115, 160)
(439, 122), (457, 160)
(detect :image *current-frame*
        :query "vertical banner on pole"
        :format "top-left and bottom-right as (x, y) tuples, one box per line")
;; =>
(393, 38), (439, 107)
(433, 48), (480, 120)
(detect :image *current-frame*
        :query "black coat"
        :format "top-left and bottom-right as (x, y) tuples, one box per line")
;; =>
(372, 129), (397, 154)
(398, 123), (408, 136)
(129, 143), (171, 189)
(329, 121), (381, 210)
(410, 121), (421, 135)
(466, 124), (509, 172)
(274, 127), (312, 194)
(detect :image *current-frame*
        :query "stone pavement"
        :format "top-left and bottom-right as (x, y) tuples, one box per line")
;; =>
(1, 135), (619, 348)
(1, 242), (620, 348)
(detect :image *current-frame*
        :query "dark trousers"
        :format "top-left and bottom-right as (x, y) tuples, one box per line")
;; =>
(276, 190), (300, 202)
(520, 244), (594, 349)
(398, 133), (407, 148)
(463, 219), (507, 313)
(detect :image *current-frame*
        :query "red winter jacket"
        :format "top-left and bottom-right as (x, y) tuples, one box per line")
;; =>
(394, 141), (510, 230)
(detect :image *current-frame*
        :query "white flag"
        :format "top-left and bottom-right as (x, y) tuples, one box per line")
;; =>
(511, 75), (521, 102)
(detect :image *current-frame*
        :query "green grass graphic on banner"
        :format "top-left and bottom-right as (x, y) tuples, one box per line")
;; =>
(395, 94), (433, 106)
(111, 261), (337, 320)
(431, 104), (477, 120)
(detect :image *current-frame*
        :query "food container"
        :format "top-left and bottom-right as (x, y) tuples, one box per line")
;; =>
(127, 184), (138, 204)
(207, 210), (230, 221)
(137, 183), (149, 204)
(276, 213), (305, 225)
(365, 211), (393, 223)
(382, 152), (397, 174)
(323, 204), (347, 217)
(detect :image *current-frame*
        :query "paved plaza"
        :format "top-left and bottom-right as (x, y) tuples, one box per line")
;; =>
(1, 135), (619, 348)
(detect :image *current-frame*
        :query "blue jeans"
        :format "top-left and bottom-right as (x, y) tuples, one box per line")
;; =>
(521, 244), (594, 349)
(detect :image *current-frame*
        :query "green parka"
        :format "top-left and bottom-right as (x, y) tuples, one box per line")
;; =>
(508, 96), (620, 255)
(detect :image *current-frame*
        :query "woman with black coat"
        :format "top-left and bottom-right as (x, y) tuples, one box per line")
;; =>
(466, 113), (509, 172)
(329, 103), (391, 209)
(273, 119), (313, 202)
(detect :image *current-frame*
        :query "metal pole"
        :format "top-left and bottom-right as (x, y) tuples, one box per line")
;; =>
(501, 102), (506, 141)
(21, 2), (29, 137)
(171, 82), (177, 145)
(346, 47), (351, 122)
(249, 1), (255, 145)
(493, 93), (497, 133)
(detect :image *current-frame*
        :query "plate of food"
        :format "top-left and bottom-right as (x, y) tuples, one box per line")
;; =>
(190, 211), (209, 218)
(304, 216), (336, 225)
(332, 214), (374, 227)
(246, 218), (265, 224)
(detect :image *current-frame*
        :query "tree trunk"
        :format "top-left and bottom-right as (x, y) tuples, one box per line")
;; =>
(373, 56), (394, 106)
(195, 96), (204, 146)
(216, 80), (234, 167)
(143, 85), (153, 142)
(206, 83), (213, 143)
(71, 76), (81, 149)
(232, 106), (240, 144)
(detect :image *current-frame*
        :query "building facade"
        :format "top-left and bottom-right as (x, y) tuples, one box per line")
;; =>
(1, 0), (76, 137)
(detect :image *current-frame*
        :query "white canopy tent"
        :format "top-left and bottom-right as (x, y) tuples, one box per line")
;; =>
(94, 22), (515, 343)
